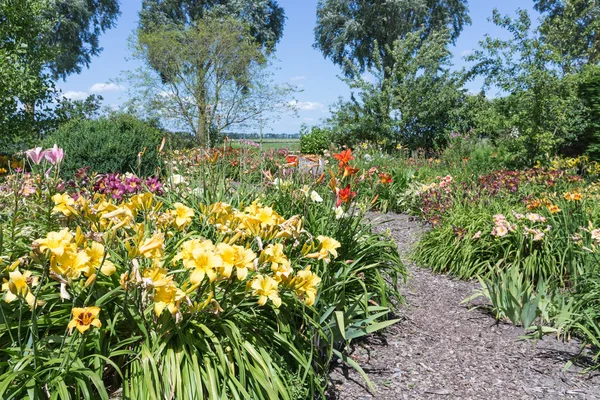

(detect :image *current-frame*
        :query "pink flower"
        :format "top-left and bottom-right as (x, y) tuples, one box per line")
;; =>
(44, 144), (64, 165)
(25, 147), (45, 165)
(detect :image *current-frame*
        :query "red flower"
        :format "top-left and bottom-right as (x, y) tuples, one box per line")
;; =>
(286, 155), (299, 167)
(334, 149), (354, 167)
(336, 185), (356, 207)
(378, 173), (393, 184)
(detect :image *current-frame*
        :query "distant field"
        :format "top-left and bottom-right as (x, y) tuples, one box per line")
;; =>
(229, 138), (300, 151)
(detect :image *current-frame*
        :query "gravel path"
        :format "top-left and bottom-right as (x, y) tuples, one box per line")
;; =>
(328, 212), (600, 400)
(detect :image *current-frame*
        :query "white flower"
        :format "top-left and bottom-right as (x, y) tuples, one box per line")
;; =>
(171, 174), (185, 185)
(300, 185), (310, 197)
(364, 154), (373, 162)
(310, 191), (323, 203)
(333, 206), (348, 220)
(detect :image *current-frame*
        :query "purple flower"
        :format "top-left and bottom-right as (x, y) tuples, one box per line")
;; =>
(44, 144), (64, 165)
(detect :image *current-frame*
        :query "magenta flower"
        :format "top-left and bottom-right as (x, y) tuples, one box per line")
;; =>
(44, 144), (64, 165)
(25, 147), (46, 165)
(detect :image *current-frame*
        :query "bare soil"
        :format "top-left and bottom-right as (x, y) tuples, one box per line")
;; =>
(327, 212), (600, 400)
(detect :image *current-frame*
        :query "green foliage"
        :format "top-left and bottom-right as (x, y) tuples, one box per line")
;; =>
(314, 0), (470, 77)
(0, 0), (117, 151)
(535, 0), (600, 69)
(464, 267), (552, 330)
(578, 65), (600, 159)
(325, 30), (465, 149)
(299, 125), (332, 154)
(467, 9), (587, 166)
(139, 0), (285, 54)
(555, 269), (600, 366)
(46, 114), (164, 177)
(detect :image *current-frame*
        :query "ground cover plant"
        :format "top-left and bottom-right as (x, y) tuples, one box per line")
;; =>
(0, 143), (404, 399)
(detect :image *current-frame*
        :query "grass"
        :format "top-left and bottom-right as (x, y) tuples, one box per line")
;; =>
(230, 138), (300, 151)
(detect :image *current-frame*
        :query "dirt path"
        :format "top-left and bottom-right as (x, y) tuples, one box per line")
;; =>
(328, 212), (600, 400)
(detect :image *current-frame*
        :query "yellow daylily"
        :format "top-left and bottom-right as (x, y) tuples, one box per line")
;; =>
(53, 249), (91, 279)
(153, 279), (185, 317)
(307, 236), (341, 263)
(37, 228), (73, 257)
(68, 306), (102, 334)
(2, 269), (38, 308)
(250, 275), (281, 307)
(218, 243), (256, 281)
(262, 244), (293, 281)
(170, 202), (194, 229)
(52, 193), (75, 216)
(138, 232), (165, 260)
(292, 266), (321, 306)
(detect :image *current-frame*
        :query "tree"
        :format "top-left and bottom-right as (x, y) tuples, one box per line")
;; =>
(124, 17), (295, 145)
(314, 0), (470, 77)
(46, 0), (121, 80)
(139, 0), (285, 54)
(326, 30), (465, 149)
(0, 0), (119, 150)
(0, 0), (56, 150)
(535, 0), (600, 70)
(467, 9), (587, 165)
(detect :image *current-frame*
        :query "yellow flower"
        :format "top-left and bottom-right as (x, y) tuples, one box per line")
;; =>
(563, 192), (583, 201)
(52, 193), (75, 216)
(128, 192), (155, 212)
(307, 236), (341, 263)
(53, 250), (90, 279)
(153, 280), (185, 317)
(2, 269), (38, 308)
(37, 228), (73, 257)
(68, 306), (102, 334)
(142, 265), (170, 286)
(218, 243), (256, 281)
(170, 202), (194, 229)
(174, 239), (215, 266)
(174, 239), (220, 284)
(250, 275), (281, 307)
(547, 204), (561, 214)
(138, 232), (165, 260)
(188, 251), (221, 285)
(292, 266), (321, 306)
(263, 244), (293, 281)
(86, 242), (117, 276)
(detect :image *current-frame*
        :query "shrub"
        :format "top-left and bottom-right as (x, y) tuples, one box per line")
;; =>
(46, 114), (164, 177)
(299, 125), (332, 154)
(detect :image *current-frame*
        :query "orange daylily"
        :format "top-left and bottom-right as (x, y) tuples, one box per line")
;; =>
(336, 185), (356, 207)
(378, 173), (393, 184)
(343, 165), (359, 178)
(333, 149), (354, 167)
(286, 155), (299, 167)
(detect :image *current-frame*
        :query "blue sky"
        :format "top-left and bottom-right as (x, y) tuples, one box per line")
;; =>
(57, 0), (538, 134)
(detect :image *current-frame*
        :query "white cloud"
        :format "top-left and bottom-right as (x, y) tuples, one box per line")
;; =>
(461, 50), (473, 57)
(89, 83), (124, 93)
(62, 91), (89, 101)
(290, 76), (305, 82)
(289, 100), (324, 111)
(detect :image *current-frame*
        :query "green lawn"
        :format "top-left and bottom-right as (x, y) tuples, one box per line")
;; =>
(230, 138), (300, 151)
